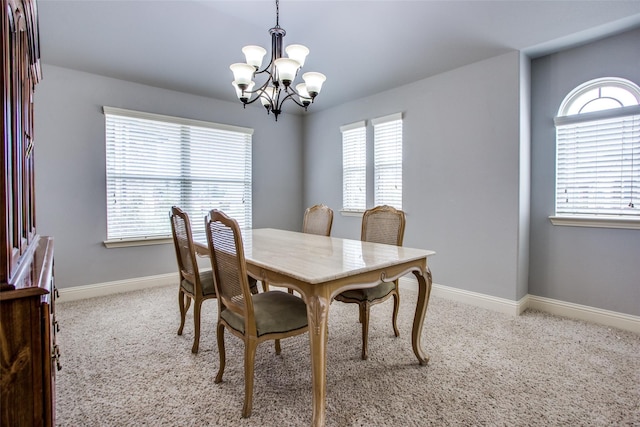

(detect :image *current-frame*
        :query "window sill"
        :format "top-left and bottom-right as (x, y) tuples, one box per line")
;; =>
(549, 216), (640, 230)
(340, 210), (364, 217)
(104, 236), (173, 248)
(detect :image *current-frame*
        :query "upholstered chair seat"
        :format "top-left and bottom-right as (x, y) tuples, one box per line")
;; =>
(338, 281), (396, 303)
(221, 291), (308, 337)
(180, 270), (216, 296)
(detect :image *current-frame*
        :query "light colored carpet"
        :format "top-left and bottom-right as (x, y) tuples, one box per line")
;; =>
(55, 284), (639, 426)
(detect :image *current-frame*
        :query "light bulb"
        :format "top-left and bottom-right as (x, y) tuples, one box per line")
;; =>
(286, 44), (309, 68)
(232, 81), (254, 102)
(274, 58), (300, 86)
(242, 45), (267, 69)
(296, 83), (311, 106)
(302, 72), (326, 97)
(229, 63), (255, 89)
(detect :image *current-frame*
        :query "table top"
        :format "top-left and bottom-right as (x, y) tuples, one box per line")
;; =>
(237, 228), (435, 284)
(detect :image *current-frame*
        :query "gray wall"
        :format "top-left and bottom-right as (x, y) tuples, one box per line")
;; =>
(529, 29), (640, 316)
(33, 29), (639, 317)
(303, 51), (529, 301)
(34, 65), (304, 288)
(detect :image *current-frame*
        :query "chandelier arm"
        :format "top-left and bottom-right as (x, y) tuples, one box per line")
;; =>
(286, 84), (313, 105)
(254, 59), (275, 76)
(255, 39), (278, 76)
(240, 92), (269, 107)
(243, 75), (273, 98)
(276, 90), (309, 109)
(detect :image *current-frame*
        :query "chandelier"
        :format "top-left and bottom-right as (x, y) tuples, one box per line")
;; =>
(229, 0), (326, 121)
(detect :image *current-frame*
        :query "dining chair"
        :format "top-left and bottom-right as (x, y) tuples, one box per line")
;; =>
(265, 203), (334, 295)
(274, 203), (335, 296)
(170, 206), (259, 354)
(169, 206), (218, 354)
(302, 203), (334, 236)
(205, 209), (309, 418)
(334, 205), (406, 360)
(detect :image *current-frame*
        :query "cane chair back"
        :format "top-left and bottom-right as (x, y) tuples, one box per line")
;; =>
(335, 205), (406, 360)
(206, 211), (253, 323)
(361, 205), (405, 246)
(302, 204), (334, 236)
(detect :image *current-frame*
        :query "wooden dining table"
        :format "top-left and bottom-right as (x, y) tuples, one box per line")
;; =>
(195, 228), (435, 427)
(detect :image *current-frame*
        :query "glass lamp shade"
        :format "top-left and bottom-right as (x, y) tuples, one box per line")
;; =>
(232, 80), (254, 102)
(302, 72), (326, 97)
(285, 44), (309, 68)
(274, 58), (300, 85)
(295, 83), (311, 106)
(260, 86), (277, 108)
(242, 45), (267, 69)
(230, 63), (256, 88)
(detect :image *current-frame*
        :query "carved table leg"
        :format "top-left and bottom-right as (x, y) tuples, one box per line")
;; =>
(412, 267), (433, 365)
(307, 290), (331, 427)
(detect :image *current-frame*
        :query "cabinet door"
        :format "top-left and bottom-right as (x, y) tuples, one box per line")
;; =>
(1, 0), (40, 285)
(0, 295), (45, 426)
(1, 0), (16, 284)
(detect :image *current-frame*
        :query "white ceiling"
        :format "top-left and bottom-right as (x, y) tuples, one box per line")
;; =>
(37, 0), (640, 112)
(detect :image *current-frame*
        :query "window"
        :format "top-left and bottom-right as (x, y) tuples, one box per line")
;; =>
(553, 78), (640, 227)
(373, 113), (403, 209)
(104, 107), (252, 244)
(341, 121), (366, 212)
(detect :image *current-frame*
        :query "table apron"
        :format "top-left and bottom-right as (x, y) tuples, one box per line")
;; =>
(246, 258), (427, 301)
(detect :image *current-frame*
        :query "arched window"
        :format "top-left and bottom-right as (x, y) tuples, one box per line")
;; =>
(554, 77), (640, 220)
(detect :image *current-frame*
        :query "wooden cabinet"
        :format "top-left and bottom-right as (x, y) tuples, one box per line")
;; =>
(1, 237), (56, 427)
(1, 0), (55, 426)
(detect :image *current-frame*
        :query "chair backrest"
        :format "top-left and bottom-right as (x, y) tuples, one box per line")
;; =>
(170, 206), (200, 287)
(205, 209), (254, 322)
(302, 204), (334, 236)
(361, 205), (406, 246)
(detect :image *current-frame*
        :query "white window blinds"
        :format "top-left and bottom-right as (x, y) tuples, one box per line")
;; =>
(341, 121), (366, 212)
(104, 107), (253, 241)
(555, 108), (640, 216)
(373, 113), (403, 209)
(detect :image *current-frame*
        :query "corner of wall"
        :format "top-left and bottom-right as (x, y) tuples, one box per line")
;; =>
(517, 52), (532, 301)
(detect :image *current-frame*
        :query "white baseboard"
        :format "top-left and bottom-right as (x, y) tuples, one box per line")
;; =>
(526, 295), (639, 334)
(399, 278), (527, 316)
(399, 278), (639, 334)
(59, 274), (639, 334)
(58, 273), (176, 302)
(433, 283), (527, 316)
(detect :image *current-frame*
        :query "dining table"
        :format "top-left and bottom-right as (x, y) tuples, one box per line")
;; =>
(194, 227), (435, 427)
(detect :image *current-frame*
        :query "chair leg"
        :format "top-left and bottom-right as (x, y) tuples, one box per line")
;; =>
(275, 339), (282, 355)
(392, 286), (400, 337)
(177, 290), (187, 335)
(191, 298), (202, 353)
(360, 302), (370, 360)
(262, 281), (270, 292)
(248, 276), (259, 294)
(214, 323), (226, 384)
(242, 338), (258, 418)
